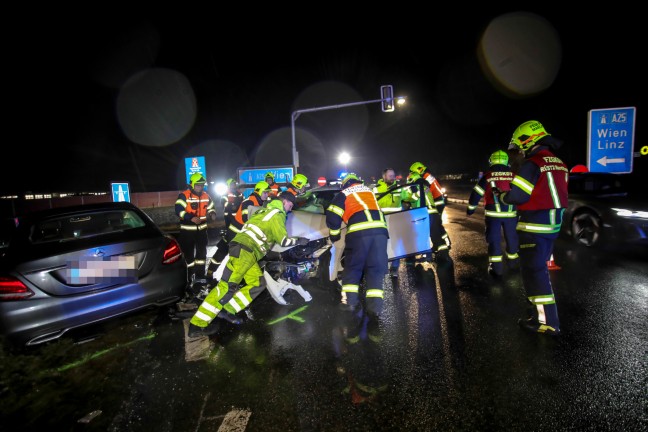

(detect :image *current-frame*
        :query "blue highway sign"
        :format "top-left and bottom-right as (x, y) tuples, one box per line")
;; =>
(587, 107), (636, 174)
(185, 156), (206, 185)
(111, 182), (130, 202)
(238, 166), (294, 185)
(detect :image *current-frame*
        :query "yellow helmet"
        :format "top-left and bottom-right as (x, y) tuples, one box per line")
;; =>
(488, 150), (509, 166)
(264, 171), (275, 181)
(254, 181), (270, 194)
(341, 173), (360, 187)
(409, 162), (426, 174)
(226, 177), (237, 187)
(406, 172), (421, 183)
(509, 120), (550, 151)
(291, 173), (309, 189)
(189, 172), (206, 188)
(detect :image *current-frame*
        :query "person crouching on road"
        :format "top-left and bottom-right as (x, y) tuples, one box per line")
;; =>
(204, 181), (269, 282)
(188, 192), (310, 338)
(326, 173), (389, 320)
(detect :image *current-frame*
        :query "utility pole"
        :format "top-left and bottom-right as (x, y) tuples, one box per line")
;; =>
(291, 85), (402, 171)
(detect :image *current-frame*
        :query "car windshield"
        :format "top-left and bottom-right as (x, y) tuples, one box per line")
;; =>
(295, 188), (340, 215)
(568, 174), (637, 196)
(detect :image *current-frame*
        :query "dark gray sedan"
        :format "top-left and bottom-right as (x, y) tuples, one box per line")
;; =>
(563, 172), (648, 248)
(0, 202), (187, 347)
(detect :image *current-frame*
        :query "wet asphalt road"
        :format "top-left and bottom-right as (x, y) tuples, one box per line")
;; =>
(2, 203), (647, 431)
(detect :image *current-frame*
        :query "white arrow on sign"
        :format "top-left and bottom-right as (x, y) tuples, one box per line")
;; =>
(596, 155), (625, 167)
(117, 185), (126, 202)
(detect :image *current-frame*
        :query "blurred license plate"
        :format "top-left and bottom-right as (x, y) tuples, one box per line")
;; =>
(65, 256), (138, 285)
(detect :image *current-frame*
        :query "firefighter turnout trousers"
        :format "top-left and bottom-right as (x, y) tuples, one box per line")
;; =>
(341, 232), (389, 318)
(190, 242), (266, 328)
(485, 216), (519, 275)
(178, 226), (208, 283)
(517, 231), (560, 330)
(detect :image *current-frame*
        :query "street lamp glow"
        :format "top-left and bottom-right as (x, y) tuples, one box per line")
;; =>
(213, 182), (228, 196)
(396, 97), (406, 106)
(338, 151), (351, 177)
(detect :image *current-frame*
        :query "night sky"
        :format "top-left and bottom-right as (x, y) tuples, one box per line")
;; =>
(6, 7), (644, 196)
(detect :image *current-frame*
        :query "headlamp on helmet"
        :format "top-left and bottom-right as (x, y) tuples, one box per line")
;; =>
(509, 120), (550, 151)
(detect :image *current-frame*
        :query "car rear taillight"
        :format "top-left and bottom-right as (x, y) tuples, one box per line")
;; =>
(0, 276), (35, 300)
(163, 237), (183, 265)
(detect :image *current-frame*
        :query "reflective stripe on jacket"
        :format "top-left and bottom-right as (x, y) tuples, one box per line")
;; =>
(422, 170), (445, 206)
(233, 207), (300, 259)
(468, 165), (517, 218)
(235, 193), (265, 227)
(501, 147), (569, 234)
(326, 181), (387, 237)
(175, 188), (216, 229)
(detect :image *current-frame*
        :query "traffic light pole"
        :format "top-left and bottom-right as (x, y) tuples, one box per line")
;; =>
(291, 85), (399, 171)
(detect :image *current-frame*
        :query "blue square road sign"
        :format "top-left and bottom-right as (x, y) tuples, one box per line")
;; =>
(587, 107), (636, 174)
(111, 182), (130, 202)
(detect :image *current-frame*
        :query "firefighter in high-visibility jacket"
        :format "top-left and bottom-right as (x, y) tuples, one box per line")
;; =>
(175, 172), (217, 287)
(188, 192), (309, 338)
(285, 173), (309, 210)
(467, 150), (519, 277)
(326, 173), (388, 319)
(409, 162), (451, 250)
(401, 172), (450, 262)
(495, 120), (568, 336)
(372, 168), (402, 277)
(221, 178), (243, 230)
(205, 181), (269, 280)
(264, 172), (280, 199)
(285, 173), (309, 197)
(373, 168), (402, 214)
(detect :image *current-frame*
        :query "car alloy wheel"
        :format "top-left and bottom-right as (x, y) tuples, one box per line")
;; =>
(572, 211), (601, 247)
